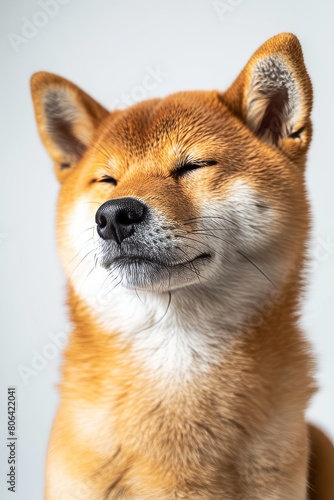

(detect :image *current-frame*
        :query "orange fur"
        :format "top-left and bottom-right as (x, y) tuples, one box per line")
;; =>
(31, 33), (334, 499)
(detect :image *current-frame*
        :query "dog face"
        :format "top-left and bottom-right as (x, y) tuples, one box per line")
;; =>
(31, 34), (312, 309)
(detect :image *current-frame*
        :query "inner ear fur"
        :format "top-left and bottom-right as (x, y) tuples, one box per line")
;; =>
(222, 33), (313, 163)
(30, 72), (109, 181)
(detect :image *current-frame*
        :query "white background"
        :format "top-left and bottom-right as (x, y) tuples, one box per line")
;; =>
(0, 0), (333, 498)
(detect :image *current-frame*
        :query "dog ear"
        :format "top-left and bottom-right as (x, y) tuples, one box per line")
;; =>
(223, 33), (313, 163)
(30, 72), (109, 181)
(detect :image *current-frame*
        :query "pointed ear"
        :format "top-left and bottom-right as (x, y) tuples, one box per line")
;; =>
(30, 72), (109, 181)
(223, 33), (313, 163)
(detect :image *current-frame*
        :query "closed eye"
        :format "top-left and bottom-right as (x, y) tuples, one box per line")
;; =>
(173, 160), (217, 178)
(97, 175), (117, 186)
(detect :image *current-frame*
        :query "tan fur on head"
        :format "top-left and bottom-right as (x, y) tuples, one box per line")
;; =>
(30, 33), (334, 499)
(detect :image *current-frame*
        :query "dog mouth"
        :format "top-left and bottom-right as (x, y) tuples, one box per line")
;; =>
(98, 250), (214, 290)
(108, 252), (212, 269)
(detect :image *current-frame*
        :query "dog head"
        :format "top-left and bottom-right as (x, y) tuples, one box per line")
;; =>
(31, 34), (312, 320)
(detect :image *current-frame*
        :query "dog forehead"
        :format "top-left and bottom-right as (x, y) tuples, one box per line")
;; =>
(96, 91), (230, 161)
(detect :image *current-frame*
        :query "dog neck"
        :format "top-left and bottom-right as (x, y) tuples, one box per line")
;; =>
(67, 265), (301, 384)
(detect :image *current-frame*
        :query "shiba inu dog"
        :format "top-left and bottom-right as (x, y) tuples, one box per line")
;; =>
(31, 33), (334, 499)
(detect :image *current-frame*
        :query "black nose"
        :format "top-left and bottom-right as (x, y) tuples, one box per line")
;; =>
(95, 197), (147, 243)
